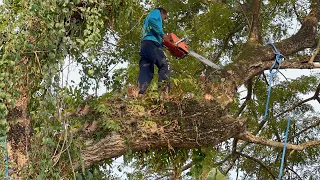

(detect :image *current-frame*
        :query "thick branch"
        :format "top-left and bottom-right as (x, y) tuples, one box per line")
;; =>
(248, 0), (262, 44)
(81, 101), (246, 168)
(225, 6), (320, 88)
(238, 131), (320, 150)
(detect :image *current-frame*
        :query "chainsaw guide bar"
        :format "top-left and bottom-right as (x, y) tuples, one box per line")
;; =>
(163, 33), (221, 70)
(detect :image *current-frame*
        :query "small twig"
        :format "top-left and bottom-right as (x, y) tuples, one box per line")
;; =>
(275, 83), (320, 118)
(221, 138), (241, 174)
(225, 160), (236, 174)
(22, 50), (48, 54)
(66, 133), (76, 180)
(262, 72), (269, 86)
(292, 2), (302, 23)
(52, 120), (68, 167)
(288, 118), (320, 142)
(278, 70), (289, 81)
(34, 51), (43, 74)
(52, 131), (63, 158)
(120, 12), (147, 37)
(287, 166), (303, 180)
(235, 151), (276, 179)
(236, 0), (251, 31)
(156, 163), (192, 180)
(210, 24), (245, 63)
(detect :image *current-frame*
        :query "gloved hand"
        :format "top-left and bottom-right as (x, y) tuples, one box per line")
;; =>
(162, 34), (170, 43)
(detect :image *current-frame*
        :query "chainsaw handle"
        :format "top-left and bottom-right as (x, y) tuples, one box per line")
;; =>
(175, 38), (186, 45)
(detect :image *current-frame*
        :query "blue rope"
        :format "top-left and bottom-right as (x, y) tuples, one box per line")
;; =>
(262, 43), (290, 179)
(1, 110), (9, 180)
(263, 43), (285, 121)
(278, 115), (291, 180)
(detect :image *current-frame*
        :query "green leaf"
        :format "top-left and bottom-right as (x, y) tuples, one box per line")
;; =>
(205, 168), (228, 180)
(88, 69), (94, 76)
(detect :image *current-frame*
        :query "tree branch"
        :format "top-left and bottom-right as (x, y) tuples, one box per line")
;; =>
(248, 0), (262, 44)
(226, 6), (320, 88)
(237, 78), (253, 117)
(287, 166), (303, 180)
(275, 82), (320, 118)
(211, 24), (246, 63)
(80, 100), (246, 168)
(275, 96), (314, 118)
(238, 131), (320, 150)
(235, 151), (276, 180)
(288, 118), (320, 142)
(156, 162), (193, 180)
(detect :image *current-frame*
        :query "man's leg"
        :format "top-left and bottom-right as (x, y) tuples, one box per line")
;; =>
(154, 48), (171, 93)
(138, 56), (154, 94)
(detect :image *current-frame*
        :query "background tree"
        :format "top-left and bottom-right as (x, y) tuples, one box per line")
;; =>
(0, 0), (320, 179)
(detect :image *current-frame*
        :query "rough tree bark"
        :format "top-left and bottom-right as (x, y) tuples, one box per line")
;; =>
(82, 101), (246, 167)
(7, 86), (31, 178)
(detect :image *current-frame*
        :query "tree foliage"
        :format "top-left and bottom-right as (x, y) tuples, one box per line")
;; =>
(0, 0), (320, 179)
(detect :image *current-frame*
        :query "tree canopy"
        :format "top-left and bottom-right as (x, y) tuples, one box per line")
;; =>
(1, 0), (320, 179)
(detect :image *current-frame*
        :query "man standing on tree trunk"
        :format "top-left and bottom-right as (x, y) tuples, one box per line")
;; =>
(137, 7), (170, 97)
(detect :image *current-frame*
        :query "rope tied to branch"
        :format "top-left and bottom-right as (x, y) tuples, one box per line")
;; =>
(262, 43), (290, 180)
(263, 43), (285, 121)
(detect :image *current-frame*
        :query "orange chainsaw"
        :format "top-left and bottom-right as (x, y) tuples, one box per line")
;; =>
(162, 33), (220, 69)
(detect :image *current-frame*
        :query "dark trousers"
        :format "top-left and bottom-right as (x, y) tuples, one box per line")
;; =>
(138, 40), (171, 94)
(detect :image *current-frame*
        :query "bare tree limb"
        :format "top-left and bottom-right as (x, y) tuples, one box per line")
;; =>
(275, 83), (320, 118)
(275, 96), (315, 118)
(238, 131), (320, 150)
(235, 151), (276, 180)
(287, 166), (303, 180)
(211, 24), (246, 63)
(288, 119), (320, 142)
(292, 1), (303, 23)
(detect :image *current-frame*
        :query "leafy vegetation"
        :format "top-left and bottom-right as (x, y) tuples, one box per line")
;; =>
(0, 0), (320, 179)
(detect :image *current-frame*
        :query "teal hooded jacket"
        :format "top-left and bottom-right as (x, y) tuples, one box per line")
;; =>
(142, 9), (165, 46)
